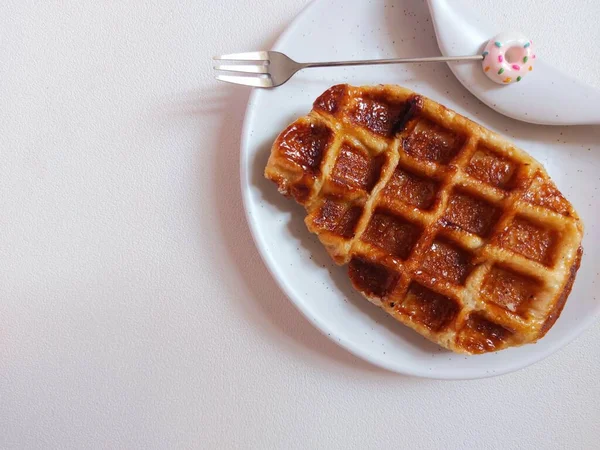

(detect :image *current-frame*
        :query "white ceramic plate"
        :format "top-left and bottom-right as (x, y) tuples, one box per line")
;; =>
(240, 0), (600, 379)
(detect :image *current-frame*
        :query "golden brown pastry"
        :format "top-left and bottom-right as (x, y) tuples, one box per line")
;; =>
(265, 84), (583, 354)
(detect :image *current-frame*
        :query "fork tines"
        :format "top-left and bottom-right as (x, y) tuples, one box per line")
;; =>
(213, 51), (274, 87)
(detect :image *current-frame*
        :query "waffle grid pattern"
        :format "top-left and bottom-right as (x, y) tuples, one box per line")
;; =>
(265, 84), (583, 354)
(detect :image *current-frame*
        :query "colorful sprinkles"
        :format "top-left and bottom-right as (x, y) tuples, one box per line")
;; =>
(482, 33), (534, 84)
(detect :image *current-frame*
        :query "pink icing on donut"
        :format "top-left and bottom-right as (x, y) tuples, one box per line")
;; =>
(481, 32), (535, 85)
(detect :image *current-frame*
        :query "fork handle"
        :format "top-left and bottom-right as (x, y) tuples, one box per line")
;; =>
(303, 55), (483, 68)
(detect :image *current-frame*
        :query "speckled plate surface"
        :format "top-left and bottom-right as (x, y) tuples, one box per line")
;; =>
(240, 0), (600, 379)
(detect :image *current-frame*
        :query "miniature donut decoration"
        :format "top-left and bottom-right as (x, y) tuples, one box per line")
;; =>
(482, 32), (535, 84)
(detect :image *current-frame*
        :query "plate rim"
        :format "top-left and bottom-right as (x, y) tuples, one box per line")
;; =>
(238, 0), (597, 379)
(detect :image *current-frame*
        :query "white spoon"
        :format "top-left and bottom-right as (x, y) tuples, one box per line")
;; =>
(427, 0), (600, 125)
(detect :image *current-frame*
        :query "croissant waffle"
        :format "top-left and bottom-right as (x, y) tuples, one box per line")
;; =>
(265, 84), (583, 354)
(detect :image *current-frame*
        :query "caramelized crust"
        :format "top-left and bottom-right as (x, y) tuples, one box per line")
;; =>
(349, 257), (400, 298)
(380, 165), (439, 210)
(361, 210), (422, 260)
(265, 84), (584, 354)
(493, 217), (557, 266)
(346, 90), (412, 137)
(466, 146), (517, 189)
(420, 239), (474, 286)
(442, 190), (501, 237)
(330, 142), (385, 193)
(403, 119), (464, 164)
(480, 265), (541, 315)
(309, 199), (363, 239)
(401, 283), (460, 332)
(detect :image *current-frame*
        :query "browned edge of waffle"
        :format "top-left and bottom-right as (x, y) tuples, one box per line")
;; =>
(539, 245), (583, 337)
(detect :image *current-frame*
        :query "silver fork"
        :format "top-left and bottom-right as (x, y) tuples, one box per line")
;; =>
(213, 51), (483, 88)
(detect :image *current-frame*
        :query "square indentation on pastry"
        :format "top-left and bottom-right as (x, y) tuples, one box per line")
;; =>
(466, 146), (518, 189)
(329, 142), (386, 193)
(481, 265), (541, 314)
(400, 282), (460, 332)
(456, 313), (513, 354)
(346, 92), (412, 138)
(348, 257), (400, 298)
(521, 171), (573, 216)
(312, 84), (347, 115)
(402, 119), (465, 164)
(361, 209), (422, 260)
(380, 164), (439, 210)
(276, 119), (334, 175)
(308, 197), (363, 239)
(492, 216), (557, 266)
(442, 190), (501, 237)
(419, 238), (475, 286)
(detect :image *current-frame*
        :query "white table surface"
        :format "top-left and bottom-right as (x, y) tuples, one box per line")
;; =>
(2, 1), (599, 448)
